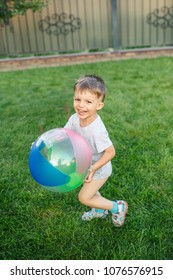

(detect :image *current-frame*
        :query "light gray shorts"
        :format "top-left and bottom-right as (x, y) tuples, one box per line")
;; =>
(92, 161), (112, 180)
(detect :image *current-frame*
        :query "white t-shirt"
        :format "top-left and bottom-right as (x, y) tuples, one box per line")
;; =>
(64, 113), (113, 179)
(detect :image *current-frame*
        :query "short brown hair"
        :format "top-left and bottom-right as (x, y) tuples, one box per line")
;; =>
(74, 75), (106, 101)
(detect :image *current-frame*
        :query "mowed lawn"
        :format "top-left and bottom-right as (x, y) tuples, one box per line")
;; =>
(0, 57), (173, 260)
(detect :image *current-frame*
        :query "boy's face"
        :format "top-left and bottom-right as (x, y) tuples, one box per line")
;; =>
(73, 90), (104, 125)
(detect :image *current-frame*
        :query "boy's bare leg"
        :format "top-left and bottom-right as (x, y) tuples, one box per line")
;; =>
(78, 178), (113, 210)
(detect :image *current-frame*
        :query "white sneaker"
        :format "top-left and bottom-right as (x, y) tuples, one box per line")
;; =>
(82, 208), (108, 221)
(112, 200), (128, 227)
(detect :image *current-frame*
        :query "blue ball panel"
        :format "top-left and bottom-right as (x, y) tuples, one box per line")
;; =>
(29, 142), (69, 186)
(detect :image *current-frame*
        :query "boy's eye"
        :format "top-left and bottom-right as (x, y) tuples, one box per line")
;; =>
(87, 101), (92, 104)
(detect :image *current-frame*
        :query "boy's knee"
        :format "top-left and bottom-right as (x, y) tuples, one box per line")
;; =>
(78, 192), (89, 206)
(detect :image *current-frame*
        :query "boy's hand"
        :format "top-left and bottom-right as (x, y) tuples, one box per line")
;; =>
(85, 145), (115, 183)
(85, 166), (95, 183)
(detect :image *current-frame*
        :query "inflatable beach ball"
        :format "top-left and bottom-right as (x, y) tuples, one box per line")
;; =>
(29, 128), (92, 192)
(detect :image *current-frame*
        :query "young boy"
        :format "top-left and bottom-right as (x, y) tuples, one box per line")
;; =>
(64, 75), (128, 226)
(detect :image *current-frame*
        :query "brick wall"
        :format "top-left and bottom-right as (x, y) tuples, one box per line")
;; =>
(1, 48), (173, 72)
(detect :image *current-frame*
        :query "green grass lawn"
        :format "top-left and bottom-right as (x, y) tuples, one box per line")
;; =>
(0, 57), (173, 260)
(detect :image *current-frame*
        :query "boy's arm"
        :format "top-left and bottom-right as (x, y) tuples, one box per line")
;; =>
(85, 145), (116, 182)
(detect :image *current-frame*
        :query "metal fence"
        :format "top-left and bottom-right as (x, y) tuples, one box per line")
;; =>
(0, 0), (173, 56)
(117, 0), (173, 49)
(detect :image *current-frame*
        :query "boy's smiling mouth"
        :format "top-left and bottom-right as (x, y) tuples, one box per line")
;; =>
(78, 109), (87, 115)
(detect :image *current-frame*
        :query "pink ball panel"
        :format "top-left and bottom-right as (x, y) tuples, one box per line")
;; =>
(65, 128), (92, 174)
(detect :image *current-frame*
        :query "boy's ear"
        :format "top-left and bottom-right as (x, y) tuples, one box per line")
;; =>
(97, 102), (104, 111)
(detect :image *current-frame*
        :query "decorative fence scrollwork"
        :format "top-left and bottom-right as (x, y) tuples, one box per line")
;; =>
(39, 13), (82, 36)
(147, 6), (173, 28)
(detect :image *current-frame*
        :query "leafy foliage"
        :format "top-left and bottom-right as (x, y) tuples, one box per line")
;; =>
(0, 0), (45, 25)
